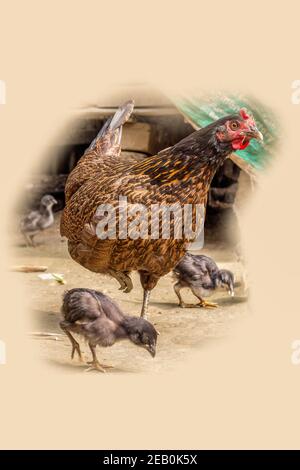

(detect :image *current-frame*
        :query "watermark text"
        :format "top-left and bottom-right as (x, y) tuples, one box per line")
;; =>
(0, 340), (6, 365)
(94, 196), (205, 246)
(0, 80), (6, 105)
(291, 340), (300, 365)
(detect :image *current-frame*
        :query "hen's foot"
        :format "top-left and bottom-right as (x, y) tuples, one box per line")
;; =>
(108, 270), (133, 293)
(85, 360), (114, 373)
(119, 272), (133, 293)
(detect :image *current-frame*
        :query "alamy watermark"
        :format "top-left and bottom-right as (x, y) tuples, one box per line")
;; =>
(0, 81), (7, 365)
(0, 80), (6, 365)
(291, 80), (300, 104)
(0, 80), (6, 104)
(93, 196), (205, 246)
(291, 340), (300, 365)
(0, 340), (6, 365)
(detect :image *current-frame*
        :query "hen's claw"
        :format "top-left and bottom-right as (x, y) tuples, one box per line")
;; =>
(108, 270), (133, 293)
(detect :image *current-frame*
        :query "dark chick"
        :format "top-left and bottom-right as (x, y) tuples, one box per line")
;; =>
(60, 288), (158, 372)
(173, 253), (234, 309)
(20, 194), (57, 247)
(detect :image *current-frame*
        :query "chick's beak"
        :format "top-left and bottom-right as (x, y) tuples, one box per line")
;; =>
(228, 284), (235, 297)
(147, 344), (156, 358)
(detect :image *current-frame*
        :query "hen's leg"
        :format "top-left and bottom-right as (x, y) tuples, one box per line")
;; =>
(59, 321), (83, 361)
(141, 289), (151, 319)
(86, 343), (114, 373)
(108, 269), (133, 293)
(118, 271), (133, 293)
(139, 271), (159, 319)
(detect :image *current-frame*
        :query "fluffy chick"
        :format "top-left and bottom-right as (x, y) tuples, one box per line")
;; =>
(60, 288), (158, 372)
(173, 253), (234, 309)
(20, 194), (57, 246)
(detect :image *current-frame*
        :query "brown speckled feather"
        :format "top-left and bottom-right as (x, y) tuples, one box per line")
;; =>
(61, 103), (236, 291)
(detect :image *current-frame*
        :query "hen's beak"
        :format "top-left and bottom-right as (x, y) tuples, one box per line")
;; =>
(246, 126), (263, 141)
(147, 344), (156, 358)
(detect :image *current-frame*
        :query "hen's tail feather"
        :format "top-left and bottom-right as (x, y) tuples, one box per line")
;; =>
(88, 99), (134, 151)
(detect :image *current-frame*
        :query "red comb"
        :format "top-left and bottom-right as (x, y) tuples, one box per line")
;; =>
(239, 108), (250, 120)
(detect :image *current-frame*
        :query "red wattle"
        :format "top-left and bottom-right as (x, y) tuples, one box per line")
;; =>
(232, 139), (250, 150)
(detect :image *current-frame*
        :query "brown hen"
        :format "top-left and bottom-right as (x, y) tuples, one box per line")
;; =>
(61, 101), (262, 317)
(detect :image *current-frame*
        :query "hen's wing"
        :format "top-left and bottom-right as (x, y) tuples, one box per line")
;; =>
(61, 167), (190, 277)
(61, 102), (206, 275)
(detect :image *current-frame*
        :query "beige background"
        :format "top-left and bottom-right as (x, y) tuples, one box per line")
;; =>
(0, 0), (300, 450)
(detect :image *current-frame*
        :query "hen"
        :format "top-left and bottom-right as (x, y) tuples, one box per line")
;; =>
(61, 101), (262, 318)
(173, 253), (234, 308)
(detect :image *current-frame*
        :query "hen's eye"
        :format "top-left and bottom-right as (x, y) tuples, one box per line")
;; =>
(230, 121), (239, 130)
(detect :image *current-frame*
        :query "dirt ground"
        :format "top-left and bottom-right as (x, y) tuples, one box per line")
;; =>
(12, 213), (248, 374)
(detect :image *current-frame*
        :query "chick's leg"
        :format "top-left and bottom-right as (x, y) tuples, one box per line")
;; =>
(197, 299), (218, 308)
(59, 322), (83, 361)
(86, 343), (114, 373)
(174, 283), (216, 308)
(23, 233), (35, 247)
(191, 288), (218, 309)
(29, 235), (36, 247)
(174, 282), (187, 308)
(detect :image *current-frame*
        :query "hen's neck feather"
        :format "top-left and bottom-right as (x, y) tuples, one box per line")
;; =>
(128, 131), (232, 198)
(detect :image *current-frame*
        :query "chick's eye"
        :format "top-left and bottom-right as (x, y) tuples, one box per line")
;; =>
(230, 121), (239, 130)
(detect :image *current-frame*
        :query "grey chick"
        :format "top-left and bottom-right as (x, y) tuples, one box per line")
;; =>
(60, 288), (159, 372)
(20, 194), (57, 246)
(173, 253), (235, 309)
